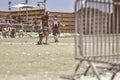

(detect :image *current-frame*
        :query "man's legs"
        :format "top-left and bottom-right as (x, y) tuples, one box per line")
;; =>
(44, 30), (49, 44)
(37, 34), (44, 45)
(54, 34), (59, 43)
(53, 28), (58, 43)
(45, 34), (49, 44)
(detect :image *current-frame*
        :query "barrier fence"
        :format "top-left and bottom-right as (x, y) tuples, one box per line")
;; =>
(70, 0), (120, 80)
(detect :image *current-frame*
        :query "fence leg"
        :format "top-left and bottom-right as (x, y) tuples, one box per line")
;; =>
(69, 60), (83, 80)
(89, 62), (101, 80)
(83, 64), (91, 76)
(111, 70), (118, 80)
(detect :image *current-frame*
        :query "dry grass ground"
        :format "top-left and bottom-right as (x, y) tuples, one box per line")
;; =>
(1, 36), (120, 80)
(0, 37), (76, 80)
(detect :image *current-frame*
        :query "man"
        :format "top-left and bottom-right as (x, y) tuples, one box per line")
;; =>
(37, 11), (50, 45)
(6, 15), (13, 24)
(11, 27), (16, 38)
(51, 15), (61, 43)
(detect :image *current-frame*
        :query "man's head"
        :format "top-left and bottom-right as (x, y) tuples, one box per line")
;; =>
(54, 15), (57, 18)
(54, 15), (58, 19)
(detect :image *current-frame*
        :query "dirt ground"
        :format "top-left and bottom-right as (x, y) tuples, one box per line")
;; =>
(1, 36), (120, 80)
(0, 37), (76, 80)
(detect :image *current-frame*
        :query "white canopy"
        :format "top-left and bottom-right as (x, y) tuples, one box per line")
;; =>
(11, 3), (38, 9)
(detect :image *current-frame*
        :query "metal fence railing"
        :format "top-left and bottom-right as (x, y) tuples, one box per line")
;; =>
(70, 0), (120, 80)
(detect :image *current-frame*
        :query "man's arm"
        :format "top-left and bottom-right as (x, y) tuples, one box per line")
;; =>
(60, 22), (65, 26)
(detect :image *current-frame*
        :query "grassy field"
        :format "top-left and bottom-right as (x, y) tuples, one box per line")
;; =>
(0, 37), (76, 80)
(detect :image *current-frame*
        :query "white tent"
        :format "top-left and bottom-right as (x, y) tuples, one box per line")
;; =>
(11, 4), (39, 22)
(11, 3), (38, 9)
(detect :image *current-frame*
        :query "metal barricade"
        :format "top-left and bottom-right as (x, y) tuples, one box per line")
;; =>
(70, 0), (120, 80)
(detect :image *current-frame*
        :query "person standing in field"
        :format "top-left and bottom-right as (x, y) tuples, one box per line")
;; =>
(52, 15), (64, 43)
(37, 11), (51, 45)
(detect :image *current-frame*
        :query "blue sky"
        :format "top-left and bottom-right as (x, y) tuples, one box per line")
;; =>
(0, 0), (74, 12)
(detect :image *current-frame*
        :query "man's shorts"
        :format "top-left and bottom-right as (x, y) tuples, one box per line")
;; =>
(52, 28), (60, 36)
(43, 26), (51, 36)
